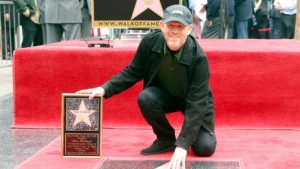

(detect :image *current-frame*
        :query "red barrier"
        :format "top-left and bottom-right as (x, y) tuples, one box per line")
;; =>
(13, 39), (300, 129)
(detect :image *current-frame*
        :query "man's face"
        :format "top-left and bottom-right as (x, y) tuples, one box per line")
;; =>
(160, 21), (192, 51)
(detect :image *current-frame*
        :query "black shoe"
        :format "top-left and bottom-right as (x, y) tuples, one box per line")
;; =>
(140, 139), (175, 155)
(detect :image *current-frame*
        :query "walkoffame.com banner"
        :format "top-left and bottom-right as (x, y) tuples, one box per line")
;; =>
(92, 0), (182, 28)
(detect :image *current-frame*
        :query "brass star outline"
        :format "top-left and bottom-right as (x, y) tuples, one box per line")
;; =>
(70, 100), (96, 127)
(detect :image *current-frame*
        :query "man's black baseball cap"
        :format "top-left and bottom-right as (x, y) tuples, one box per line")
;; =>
(163, 4), (192, 26)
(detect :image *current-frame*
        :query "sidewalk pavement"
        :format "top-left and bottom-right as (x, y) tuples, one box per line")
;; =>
(0, 62), (13, 100)
(0, 62), (60, 169)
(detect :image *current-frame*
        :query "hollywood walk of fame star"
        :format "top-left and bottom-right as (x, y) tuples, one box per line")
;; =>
(131, 0), (164, 20)
(70, 100), (96, 127)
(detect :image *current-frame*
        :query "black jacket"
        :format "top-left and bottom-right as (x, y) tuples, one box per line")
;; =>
(269, 0), (281, 18)
(12, 0), (36, 16)
(206, 0), (235, 20)
(102, 30), (215, 150)
(234, 0), (253, 21)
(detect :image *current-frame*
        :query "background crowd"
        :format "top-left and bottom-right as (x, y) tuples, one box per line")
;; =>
(188, 0), (297, 39)
(0, 0), (298, 60)
(0, 0), (92, 60)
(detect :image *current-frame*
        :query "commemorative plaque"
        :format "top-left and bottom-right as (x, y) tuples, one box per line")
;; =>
(61, 93), (103, 158)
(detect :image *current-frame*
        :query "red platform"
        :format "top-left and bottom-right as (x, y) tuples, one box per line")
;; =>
(12, 39), (300, 169)
(13, 39), (300, 129)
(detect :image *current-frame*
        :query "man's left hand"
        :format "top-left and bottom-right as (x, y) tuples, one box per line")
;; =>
(205, 20), (212, 27)
(167, 147), (187, 169)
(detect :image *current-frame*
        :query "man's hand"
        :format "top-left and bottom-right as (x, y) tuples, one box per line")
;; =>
(199, 4), (206, 14)
(75, 87), (105, 99)
(205, 20), (212, 27)
(4, 13), (10, 21)
(167, 147), (187, 169)
(274, 2), (282, 10)
(254, 7), (259, 13)
(23, 8), (30, 17)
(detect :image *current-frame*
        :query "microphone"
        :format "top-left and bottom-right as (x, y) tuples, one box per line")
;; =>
(81, 36), (111, 48)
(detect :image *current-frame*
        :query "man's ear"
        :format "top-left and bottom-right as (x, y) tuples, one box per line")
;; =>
(159, 20), (165, 30)
(187, 24), (193, 34)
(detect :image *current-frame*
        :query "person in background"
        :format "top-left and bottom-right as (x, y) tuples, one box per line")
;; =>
(233, 0), (253, 39)
(269, 0), (283, 39)
(80, 0), (91, 39)
(195, 0), (208, 35)
(183, 0), (198, 38)
(37, 0), (46, 43)
(1, 1), (17, 59)
(274, 0), (297, 39)
(44, 0), (82, 44)
(76, 4), (216, 169)
(12, 0), (43, 47)
(189, 0), (201, 39)
(250, 0), (269, 39)
(201, 0), (235, 39)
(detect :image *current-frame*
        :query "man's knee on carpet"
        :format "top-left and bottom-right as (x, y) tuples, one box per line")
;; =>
(191, 127), (217, 157)
(191, 139), (216, 157)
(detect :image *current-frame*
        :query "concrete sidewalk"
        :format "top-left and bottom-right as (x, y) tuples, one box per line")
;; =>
(0, 61), (60, 169)
(0, 62), (13, 100)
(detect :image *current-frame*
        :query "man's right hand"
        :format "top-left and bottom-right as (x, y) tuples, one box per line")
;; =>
(23, 8), (30, 17)
(75, 87), (105, 100)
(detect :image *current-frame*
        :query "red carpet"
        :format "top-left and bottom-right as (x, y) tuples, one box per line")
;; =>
(12, 39), (300, 168)
(16, 128), (300, 169)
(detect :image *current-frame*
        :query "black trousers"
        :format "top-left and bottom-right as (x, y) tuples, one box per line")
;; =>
(269, 17), (284, 39)
(202, 16), (234, 39)
(20, 15), (43, 48)
(137, 86), (217, 157)
(280, 13), (296, 39)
